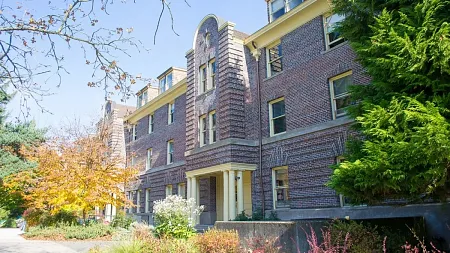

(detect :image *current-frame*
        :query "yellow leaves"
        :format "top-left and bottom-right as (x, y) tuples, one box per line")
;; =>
(21, 135), (138, 214)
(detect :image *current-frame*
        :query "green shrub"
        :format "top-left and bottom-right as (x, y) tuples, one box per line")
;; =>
(1, 218), (17, 228)
(106, 240), (150, 253)
(25, 223), (116, 240)
(0, 207), (10, 221)
(195, 229), (240, 253)
(233, 211), (251, 221)
(23, 209), (77, 228)
(111, 212), (134, 229)
(329, 220), (383, 252)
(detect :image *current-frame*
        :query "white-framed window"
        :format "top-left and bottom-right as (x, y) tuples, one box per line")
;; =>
(199, 64), (207, 93)
(145, 188), (151, 213)
(269, 97), (286, 136)
(199, 114), (207, 147)
(269, 0), (304, 22)
(209, 59), (216, 89)
(137, 90), (148, 109)
(330, 71), (353, 119)
(167, 140), (174, 164)
(165, 185), (173, 197)
(148, 114), (154, 134)
(266, 42), (283, 77)
(159, 72), (173, 94)
(209, 111), (217, 144)
(272, 167), (290, 209)
(324, 13), (345, 50)
(146, 148), (152, 171)
(132, 124), (137, 141)
(168, 102), (175, 124)
(178, 183), (186, 198)
(136, 190), (141, 213)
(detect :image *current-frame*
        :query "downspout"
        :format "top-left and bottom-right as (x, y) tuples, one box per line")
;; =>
(252, 41), (265, 214)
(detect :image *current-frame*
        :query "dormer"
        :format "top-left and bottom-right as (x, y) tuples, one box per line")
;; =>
(157, 67), (187, 95)
(267, 0), (304, 22)
(136, 85), (159, 109)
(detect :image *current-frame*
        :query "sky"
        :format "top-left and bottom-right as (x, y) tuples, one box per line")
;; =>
(7, 0), (268, 128)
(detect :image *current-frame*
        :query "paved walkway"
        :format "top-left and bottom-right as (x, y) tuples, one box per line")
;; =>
(0, 229), (113, 253)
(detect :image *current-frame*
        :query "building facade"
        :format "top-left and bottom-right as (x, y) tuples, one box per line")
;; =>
(99, 100), (135, 221)
(123, 0), (450, 243)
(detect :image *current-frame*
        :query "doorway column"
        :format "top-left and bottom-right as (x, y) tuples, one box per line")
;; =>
(229, 170), (236, 220)
(223, 170), (229, 221)
(187, 177), (192, 200)
(237, 170), (244, 214)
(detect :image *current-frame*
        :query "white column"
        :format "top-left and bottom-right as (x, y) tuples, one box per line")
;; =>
(223, 170), (229, 221)
(237, 170), (244, 214)
(105, 204), (112, 221)
(190, 177), (197, 204)
(228, 170), (236, 220)
(187, 177), (191, 200)
(190, 177), (198, 224)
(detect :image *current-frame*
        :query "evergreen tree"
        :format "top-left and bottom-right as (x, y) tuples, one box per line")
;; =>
(328, 0), (450, 203)
(0, 87), (45, 216)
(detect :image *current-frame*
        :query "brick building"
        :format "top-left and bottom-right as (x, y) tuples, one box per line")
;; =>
(123, 0), (450, 242)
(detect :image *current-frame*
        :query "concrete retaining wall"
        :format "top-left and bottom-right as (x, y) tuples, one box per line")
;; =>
(215, 221), (328, 252)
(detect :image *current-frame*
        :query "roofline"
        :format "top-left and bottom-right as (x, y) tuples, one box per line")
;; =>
(157, 67), (187, 80)
(125, 78), (187, 124)
(244, 0), (331, 49)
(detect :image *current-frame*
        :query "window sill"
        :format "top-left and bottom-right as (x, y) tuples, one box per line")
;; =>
(197, 87), (216, 98)
(269, 131), (286, 138)
(321, 41), (349, 55)
(264, 71), (284, 82)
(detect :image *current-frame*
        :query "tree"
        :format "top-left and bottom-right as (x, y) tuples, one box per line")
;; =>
(0, 0), (187, 111)
(328, 0), (450, 203)
(0, 86), (45, 216)
(7, 122), (139, 219)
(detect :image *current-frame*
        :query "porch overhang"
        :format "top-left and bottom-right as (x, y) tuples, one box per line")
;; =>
(185, 162), (257, 178)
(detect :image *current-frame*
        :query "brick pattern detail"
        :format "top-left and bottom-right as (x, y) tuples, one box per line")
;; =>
(244, 16), (370, 211)
(128, 94), (186, 170)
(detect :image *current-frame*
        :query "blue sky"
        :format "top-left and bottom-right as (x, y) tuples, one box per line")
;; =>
(7, 0), (267, 128)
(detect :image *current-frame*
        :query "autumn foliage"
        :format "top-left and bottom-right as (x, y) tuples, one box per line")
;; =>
(6, 124), (138, 218)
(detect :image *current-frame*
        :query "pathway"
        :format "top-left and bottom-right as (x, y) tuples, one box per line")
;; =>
(0, 229), (113, 253)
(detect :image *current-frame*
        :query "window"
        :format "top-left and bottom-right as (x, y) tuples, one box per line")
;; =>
(165, 185), (173, 197)
(209, 111), (216, 144)
(145, 188), (151, 213)
(200, 64), (207, 93)
(159, 72), (173, 94)
(167, 140), (174, 164)
(136, 190), (141, 213)
(146, 148), (152, 171)
(209, 59), (216, 89)
(131, 155), (136, 166)
(205, 33), (211, 47)
(137, 91), (148, 109)
(132, 124), (137, 141)
(178, 183), (186, 198)
(199, 114), (207, 147)
(269, 0), (304, 22)
(269, 98), (286, 136)
(166, 73), (173, 89)
(148, 114), (154, 134)
(168, 102), (175, 124)
(267, 43), (283, 77)
(272, 167), (290, 209)
(324, 14), (345, 49)
(159, 77), (166, 93)
(330, 71), (353, 119)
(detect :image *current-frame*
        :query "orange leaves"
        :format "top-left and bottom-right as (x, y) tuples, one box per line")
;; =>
(20, 133), (138, 214)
